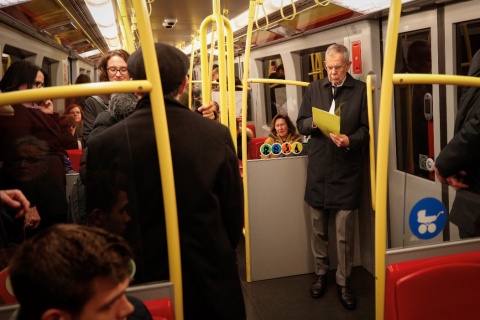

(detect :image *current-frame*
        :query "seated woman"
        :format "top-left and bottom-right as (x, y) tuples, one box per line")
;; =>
(261, 114), (302, 159)
(0, 136), (67, 243)
(58, 114), (80, 150)
(64, 104), (84, 148)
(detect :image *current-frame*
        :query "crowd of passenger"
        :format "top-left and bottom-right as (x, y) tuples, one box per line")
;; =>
(0, 41), (371, 319)
(0, 43), (246, 319)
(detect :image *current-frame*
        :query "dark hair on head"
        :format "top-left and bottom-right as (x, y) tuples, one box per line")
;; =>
(98, 49), (130, 82)
(270, 113), (297, 136)
(59, 114), (76, 129)
(276, 64), (284, 72)
(10, 224), (133, 320)
(63, 104), (84, 118)
(75, 74), (91, 84)
(0, 61), (43, 92)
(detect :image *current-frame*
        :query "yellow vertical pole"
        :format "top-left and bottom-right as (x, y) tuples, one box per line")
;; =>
(188, 35), (197, 110)
(117, 0), (135, 52)
(366, 75), (376, 211)
(131, 1), (183, 319)
(375, 1), (401, 319)
(240, 0), (258, 283)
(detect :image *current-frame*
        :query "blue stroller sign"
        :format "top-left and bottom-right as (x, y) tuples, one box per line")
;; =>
(409, 198), (447, 240)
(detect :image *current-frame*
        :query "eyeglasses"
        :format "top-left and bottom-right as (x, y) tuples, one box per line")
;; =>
(33, 82), (44, 88)
(107, 67), (128, 75)
(324, 64), (347, 72)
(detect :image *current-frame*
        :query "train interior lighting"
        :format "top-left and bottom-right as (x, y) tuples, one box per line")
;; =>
(332, 0), (414, 14)
(84, 0), (121, 50)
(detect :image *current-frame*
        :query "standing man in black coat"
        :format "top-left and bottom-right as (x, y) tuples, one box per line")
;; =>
(86, 43), (245, 319)
(297, 43), (369, 310)
(435, 49), (480, 239)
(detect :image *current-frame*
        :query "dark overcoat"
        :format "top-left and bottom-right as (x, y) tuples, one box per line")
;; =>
(435, 49), (480, 235)
(297, 73), (369, 210)
(86, 95), (245, 319)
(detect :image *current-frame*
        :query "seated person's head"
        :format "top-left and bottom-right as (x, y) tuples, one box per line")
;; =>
(5, 136), (49, 183)
(270, 114), (297, 139)
(127, 42), (189, 100)
(9, 224), (135, 320)
(86, 171), (131, 236)
(59, 114), (76, 135)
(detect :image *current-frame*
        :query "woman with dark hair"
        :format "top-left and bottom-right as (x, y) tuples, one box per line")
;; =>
(82, 49), (131, 145)
(63, 103), (84, 148)
(261, 113), (302, 158)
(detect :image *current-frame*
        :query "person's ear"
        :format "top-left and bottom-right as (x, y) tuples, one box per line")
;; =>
(87, 208), (106, 228)
(41, 308), (72, 320)
(178, 76), (188, 95)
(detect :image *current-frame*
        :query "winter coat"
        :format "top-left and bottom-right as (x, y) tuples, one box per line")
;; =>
(297, 73), (369, 210)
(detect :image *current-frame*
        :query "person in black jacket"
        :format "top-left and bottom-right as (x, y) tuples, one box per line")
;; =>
(86, 42), (246, 320)
(434, 49), (480, 239)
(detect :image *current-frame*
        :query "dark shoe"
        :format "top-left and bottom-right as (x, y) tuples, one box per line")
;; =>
(310, 275), (327, 298)
(337, 285), (356, 310)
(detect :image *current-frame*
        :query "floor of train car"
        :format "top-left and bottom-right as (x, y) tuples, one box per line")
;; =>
(237, 237), (375, 320)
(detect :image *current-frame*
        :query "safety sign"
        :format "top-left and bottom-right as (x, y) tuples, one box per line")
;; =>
(409, 197), (446, 240)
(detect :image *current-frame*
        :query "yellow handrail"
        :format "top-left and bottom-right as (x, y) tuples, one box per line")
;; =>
(199, 1), (237, 148)
(248, 78), (308, 87)
(131, 1), (184, 319)
(375, 1), (402, 319)
(392, 73), (480, 86)
(366, 75), (376, 211)
(0, 81), (152, 107)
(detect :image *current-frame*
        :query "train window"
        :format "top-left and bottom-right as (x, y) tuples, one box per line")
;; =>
(393, 29), (434, 181)
(455, 20), (480, 104)
(263, 57), (284, 124)
(299, 46), (329, 97)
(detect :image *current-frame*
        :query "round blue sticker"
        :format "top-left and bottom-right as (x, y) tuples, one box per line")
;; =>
(409, 198), (446, 240)
(271, 143), (282, 155)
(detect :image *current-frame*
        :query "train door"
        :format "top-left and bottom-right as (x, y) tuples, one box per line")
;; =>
(385, 9), (442, 248)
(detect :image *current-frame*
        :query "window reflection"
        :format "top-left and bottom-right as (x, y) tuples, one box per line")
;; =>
(394, 31), (434, 180)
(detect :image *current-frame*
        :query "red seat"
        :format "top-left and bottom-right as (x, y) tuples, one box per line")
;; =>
(143, 298), (174, 320)
(247, 137), (267, 159)
(385, 250), (480, 320)
(66, 149), (83, 172)
(0, 268), (17, 304)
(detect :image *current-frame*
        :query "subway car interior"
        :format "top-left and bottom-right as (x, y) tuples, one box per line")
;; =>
(1, 0), (480, 319)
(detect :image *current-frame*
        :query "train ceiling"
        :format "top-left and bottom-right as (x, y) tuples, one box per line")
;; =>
(0, 0), (460, 65)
